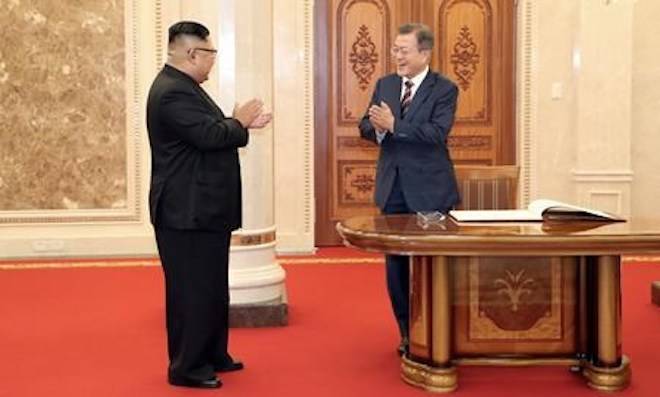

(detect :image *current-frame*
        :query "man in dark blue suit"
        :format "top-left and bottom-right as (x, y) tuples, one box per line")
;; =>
(359, 23), (460, 356)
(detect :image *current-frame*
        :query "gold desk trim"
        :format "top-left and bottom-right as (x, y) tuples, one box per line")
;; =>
(583, 355), (631, 392)
(445, 357), (629, 392)
(231, 230), (276, 246)
(454, 357), (580, 367)
(401, 355), (457, 393)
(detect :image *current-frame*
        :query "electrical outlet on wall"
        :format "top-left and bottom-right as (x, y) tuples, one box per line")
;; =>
(551, 82), (563, 100)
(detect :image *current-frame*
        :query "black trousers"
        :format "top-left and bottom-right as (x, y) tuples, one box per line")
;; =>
(155, 227), (233, 380)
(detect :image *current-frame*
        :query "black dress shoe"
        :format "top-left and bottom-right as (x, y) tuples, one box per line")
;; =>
(214, 360), (244, 372)
(397, 337), (409, 356)
(168, 374), (221, 389)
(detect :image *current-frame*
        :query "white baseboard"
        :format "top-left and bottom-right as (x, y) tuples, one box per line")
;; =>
(0, 235), (158, 260)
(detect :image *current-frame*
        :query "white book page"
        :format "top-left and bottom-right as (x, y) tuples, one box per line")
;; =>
(527, 199), (614, 219)
(448, 209), (540, 222)
(527, 199), (567, 217)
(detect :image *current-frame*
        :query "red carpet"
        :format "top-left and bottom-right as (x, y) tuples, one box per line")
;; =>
(0, 249), (659, 397)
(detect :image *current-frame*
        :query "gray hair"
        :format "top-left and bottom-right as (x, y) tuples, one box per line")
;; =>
(398, 23), (434, 51)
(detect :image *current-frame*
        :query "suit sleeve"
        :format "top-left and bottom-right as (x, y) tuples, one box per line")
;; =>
(390, 82), (458, 147)
(358, 78), (382, 144)
(159, 88), (249, 151)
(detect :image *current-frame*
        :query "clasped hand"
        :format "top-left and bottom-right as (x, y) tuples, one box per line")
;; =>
(233, 99), (273, 129)
(368, 101), (394, 133)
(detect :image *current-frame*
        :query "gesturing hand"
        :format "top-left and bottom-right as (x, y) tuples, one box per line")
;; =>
(368, 101), (395, 132)
(248, 112), (273, 129)
(233, 99), (264, 128)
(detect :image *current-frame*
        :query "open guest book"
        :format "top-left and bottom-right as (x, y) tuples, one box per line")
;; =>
(448, 199), (625, 223)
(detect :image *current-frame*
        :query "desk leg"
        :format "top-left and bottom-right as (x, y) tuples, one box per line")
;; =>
(431, 256), (451, 366)
(402, 256), (457, 393)
(582, 255), (630, 391)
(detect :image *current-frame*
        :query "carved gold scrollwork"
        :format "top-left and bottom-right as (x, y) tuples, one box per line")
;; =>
(450, 26), (480, 91)
(348, 25), (378, 90)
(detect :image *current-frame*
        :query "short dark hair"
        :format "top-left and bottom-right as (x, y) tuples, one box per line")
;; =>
(168, 21), (210, 43)
(398, 23), (434, 51)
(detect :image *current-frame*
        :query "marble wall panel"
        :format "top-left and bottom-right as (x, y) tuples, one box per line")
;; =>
(632, 0), (660, 224)
(0, 0), (126, 210)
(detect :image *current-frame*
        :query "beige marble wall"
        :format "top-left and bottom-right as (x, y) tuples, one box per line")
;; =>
(632, 0), (660, 224)
(0, 0), (154, 258)
(525, 0), (580, 203)
(521, 0), (639, 220)
(0, 1), (127, 210)
(573, 0), (633, 216)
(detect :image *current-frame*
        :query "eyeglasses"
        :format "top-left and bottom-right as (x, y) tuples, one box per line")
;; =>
(390, 46), (415, 56)
(390, 46), (429, 56)
(192, 47), (218, 56)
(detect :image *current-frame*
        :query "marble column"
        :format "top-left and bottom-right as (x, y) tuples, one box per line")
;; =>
(217, 0), (287, 326)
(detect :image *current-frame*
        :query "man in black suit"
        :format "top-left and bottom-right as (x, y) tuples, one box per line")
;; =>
(146, 21), (272, 389)
(359, 23), (460, 356)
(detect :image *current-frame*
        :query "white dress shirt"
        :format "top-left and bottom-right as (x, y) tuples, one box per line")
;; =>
(376, 66), (430, 144)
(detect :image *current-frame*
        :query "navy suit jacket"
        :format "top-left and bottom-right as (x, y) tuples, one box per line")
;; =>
(359, 71), (460, 212)
(146, 65), (248, 232)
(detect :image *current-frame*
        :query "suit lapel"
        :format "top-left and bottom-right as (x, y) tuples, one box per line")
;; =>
(385, 76), (402, 120)
(193, 85), (225, 117)
(403, 72), (436, 120)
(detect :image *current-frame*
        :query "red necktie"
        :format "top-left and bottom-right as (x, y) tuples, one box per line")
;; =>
(401, 80), (414, 117)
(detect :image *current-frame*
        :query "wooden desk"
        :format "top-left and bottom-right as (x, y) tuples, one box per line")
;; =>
(337, 215), (660, 392)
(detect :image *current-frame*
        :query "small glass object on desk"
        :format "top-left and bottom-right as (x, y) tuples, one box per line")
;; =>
(416, 211), (447, 230)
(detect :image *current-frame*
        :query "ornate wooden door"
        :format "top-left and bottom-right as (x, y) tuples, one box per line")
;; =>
(420, 0), (515, 165)
(314, 0), (515, 245)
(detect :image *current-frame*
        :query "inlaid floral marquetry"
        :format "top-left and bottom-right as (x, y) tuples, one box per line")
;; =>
(470, 257), (560, 338)
(493, 269), (535, 312)
(450, 26), (480, 91)
(349, 25), (378, 91)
